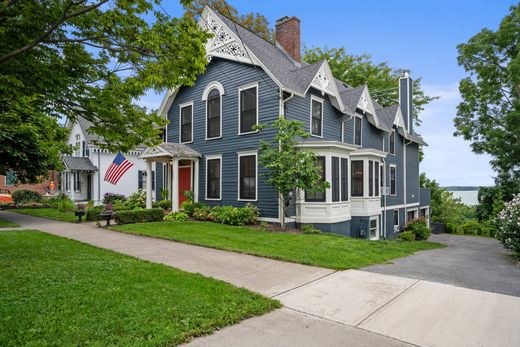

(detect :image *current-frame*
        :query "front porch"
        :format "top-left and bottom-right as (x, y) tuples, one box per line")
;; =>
(139, 143), (201, 210)
(62, 156), (98, 201)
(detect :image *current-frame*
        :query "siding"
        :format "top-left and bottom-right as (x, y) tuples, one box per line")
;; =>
(167, 58), (280, 218)
(385, 131), (405, 207)
(406, 142), (420, 204)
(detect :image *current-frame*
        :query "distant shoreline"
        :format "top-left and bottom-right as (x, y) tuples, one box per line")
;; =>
(441, 186), (484, 191)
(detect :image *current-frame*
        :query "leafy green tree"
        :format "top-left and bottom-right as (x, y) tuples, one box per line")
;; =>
(258, 117), (330, 229)
(454, 3), (520, 179)
(183, 0), (272, 41)
(303, 47), (437, 126)
(0, 0), (210, 183)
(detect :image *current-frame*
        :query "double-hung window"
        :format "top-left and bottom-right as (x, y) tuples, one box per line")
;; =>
(331, 157), (340, 202)
(393, 210), (399, 227)
(390, 165), (397, 196)
(207, 89), (221, 139)
(311, 97), (323, 137)
(351, 160), (364, 197)
(180, 103), (193, 143)
(375, 161), (380, 196)
(341, 158), (348, 201)
(239, 154), (257, 200)
(354, 116), (362, 146)
(369, 161), (374, 196)
(74, 172), (81, 192)
(206, 157), (221, 200)
(390, 130), (395, 155)
(239, 85), (257, 134)
(305, 156), (326, 202)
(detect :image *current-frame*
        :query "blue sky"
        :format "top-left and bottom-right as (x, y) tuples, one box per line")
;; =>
(140, 0), (517, 187)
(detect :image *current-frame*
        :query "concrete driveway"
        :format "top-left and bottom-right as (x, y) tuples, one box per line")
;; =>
(364, 233), (520, 297)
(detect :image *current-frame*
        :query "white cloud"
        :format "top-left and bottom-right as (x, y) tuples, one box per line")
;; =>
(419, 83), (495, 186)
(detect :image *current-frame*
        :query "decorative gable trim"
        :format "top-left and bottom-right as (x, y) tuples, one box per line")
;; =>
(394, 107), (407, 130)
(139, 145), (171, 160)
(305, 60), (346, 113)
(356, 86), (377, 118)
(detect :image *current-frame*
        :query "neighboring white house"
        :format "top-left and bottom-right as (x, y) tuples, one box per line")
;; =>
(61, 117), (157, 203)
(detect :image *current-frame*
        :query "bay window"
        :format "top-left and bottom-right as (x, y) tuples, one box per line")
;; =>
(331, 157), (339, 202)
(341, 158), (348, 201)
(351, 160), (364, 197)
(305, 156), (326, 202)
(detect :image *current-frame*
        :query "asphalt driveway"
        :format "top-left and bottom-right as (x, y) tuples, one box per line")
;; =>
(364, 233), (520, 297)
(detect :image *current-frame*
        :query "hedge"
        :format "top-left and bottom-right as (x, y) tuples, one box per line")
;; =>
(12, 190), (42, 204)
(114, 208), (164, 225)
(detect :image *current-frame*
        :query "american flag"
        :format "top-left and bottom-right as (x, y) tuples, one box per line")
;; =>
(104, 152), (134, 185)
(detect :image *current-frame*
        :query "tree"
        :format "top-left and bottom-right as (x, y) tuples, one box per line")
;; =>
(183, 0), (272, 42)
(0, 0), (210, 183)
(303, 47), (437, 127)
(454, 3), (520, 179)
(258, 117), (329, 229)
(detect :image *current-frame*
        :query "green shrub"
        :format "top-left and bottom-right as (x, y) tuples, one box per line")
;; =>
(458, 221), (482, 235)
(259, 221), (270, 231)
(446, 222), (457, 234)
(182, 201), (208, 217)
(192, 205), (212, 221)
(102, 193), (126, 204)
(12, 190), (42, 204)
(209, 203), (259, 226)
(86, 206), (104, 221)
(399, 231), (415, 241)
(124, 190), (146, 209)
(164, 211), (189, 222)
(159, 200), (172, 210)
(114, 208), (164, 225)
(496, 194), (520, 257)
(301, 224), (321, 234)
(404, 218), (431, 241)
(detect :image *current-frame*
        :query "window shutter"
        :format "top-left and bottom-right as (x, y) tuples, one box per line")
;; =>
(138, 170), (143, 190)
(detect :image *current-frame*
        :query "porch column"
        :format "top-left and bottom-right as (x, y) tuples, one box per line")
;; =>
(69, 172), (75, 202)
(146, 160), (153, 209)
(171, 158), (179, 211)
(167, 161), (172, 201)
(193, 159), (199, 202)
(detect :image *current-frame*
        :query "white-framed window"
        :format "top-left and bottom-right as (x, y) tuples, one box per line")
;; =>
(331, 156), (340, 202)
(310, 95), (323, 137)
(389, 130), (395, 155)
(407, 208), (418, 221)
(351, 160), (364, 197)
(354, 116), (362, 146)
(238, 82), (258, 135)
(179, 101), (193, 144)
(393, 209), (399, 230)
(203, 81), (225, 140)
(369, 217), (379, 239)
(74, 172), (81, 192)
(238, 151), (257, 201)
(205, 155), (222, 200)
(75, 134), (81, 156)
(390, 165), (397, 196)
(305, 156), (326, 202)
(369, 160), (374, 197)
(341, 158), (348, 201)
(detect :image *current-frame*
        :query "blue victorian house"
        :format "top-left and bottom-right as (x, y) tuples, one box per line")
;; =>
(139, 6), (431, 239)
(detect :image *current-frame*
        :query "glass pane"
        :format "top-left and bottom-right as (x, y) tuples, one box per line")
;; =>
(332, 157), (339, 202)
(181, 105), (192, 142)
(207, 159), (220, 199)
(305, 156), (326, 202)
(207, 96), (220, 138)
(240, 87), (257, 133)
(369, 161), (373, 197)
(240, 155), (256, 200)
(355, 117), (362, 145)
(351, 160), (364, 197)
(341, 158), (348, 201)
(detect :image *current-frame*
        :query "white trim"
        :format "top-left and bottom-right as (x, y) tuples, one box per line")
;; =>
(392, 209), (400, 233)
(179, 101), (194, 144)
(238, 82), (259, 135)
(310, 95), (324, 138)
(389, 164), (397, 196)
(237, 151), (258, 202)
(201, 81), (225, 100)
(369, 216), (379, 240)
(304, 60), (347, 114)
(204, 83), (223, 141)
(353, 115), (363, 146)
(205, 155), (222, 201)
(406, 207), (419, 221)
(386, 202), (420, 209)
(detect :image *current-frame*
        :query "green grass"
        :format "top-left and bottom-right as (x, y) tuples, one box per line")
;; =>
(11, 208), (77, 222)
(112, 221), (445, 270)
(0, 217), (18, 228)
(0, 230), (279, 346)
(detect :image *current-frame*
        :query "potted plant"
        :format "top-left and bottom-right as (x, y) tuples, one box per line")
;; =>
(74, 203), (86, 223)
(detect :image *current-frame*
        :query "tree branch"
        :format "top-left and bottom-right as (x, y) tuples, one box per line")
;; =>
(0, 0), (109, 65)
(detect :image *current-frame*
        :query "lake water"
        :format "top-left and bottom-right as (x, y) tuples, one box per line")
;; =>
(449, 190), (479, 206)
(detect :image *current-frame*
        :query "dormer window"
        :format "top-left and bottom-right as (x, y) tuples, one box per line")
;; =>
(207, 89), (221, 139)
(354, 116), (362, 146)
(310, 96), (323, 137)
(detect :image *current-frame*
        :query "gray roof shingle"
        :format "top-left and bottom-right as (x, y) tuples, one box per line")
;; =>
(62, 156), (98, 172)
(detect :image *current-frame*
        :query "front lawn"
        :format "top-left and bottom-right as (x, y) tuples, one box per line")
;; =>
(0, 230), (279, 346)
(112, 221), (444, 270)
(11, 208), (77, 222)
(0, 217), (18, 228)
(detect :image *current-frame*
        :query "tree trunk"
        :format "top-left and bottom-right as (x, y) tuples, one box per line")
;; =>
(279, 194), (286, 230)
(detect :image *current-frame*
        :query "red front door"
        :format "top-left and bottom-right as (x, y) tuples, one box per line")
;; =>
(178, 167), (191, 206)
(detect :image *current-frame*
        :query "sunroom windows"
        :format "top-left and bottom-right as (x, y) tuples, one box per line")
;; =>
(305, 156), (326, 202)
(351, 158), (382, 198)
(351, 160), (364, 197)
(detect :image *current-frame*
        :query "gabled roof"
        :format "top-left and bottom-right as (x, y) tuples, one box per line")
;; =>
(375, 105), (400, 132)
(62, 156), (98, 172)
(139, 143), (201, 160)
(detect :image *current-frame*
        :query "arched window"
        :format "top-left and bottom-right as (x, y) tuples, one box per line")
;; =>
(207, 88), (221, 139)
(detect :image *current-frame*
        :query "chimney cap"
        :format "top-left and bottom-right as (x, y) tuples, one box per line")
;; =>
(275, 16), (301, 25)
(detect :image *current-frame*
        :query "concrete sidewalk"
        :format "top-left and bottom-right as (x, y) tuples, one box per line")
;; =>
(2, 211), (520, 347)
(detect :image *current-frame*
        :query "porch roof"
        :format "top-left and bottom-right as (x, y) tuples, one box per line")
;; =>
(62, 156), (98, 172)
(139, 143), (201, 161)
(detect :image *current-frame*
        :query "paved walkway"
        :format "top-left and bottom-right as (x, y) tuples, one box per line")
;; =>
(365, 233), (520, 297)
(2, 211), (520, 347)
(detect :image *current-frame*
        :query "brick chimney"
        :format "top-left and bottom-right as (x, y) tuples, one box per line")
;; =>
(275, 16), (301, 63)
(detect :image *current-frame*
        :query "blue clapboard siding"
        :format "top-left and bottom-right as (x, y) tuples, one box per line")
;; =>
(406, 143), (420, 204)
(166, 58), (280, 218)
(385, 130), (405, 207)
